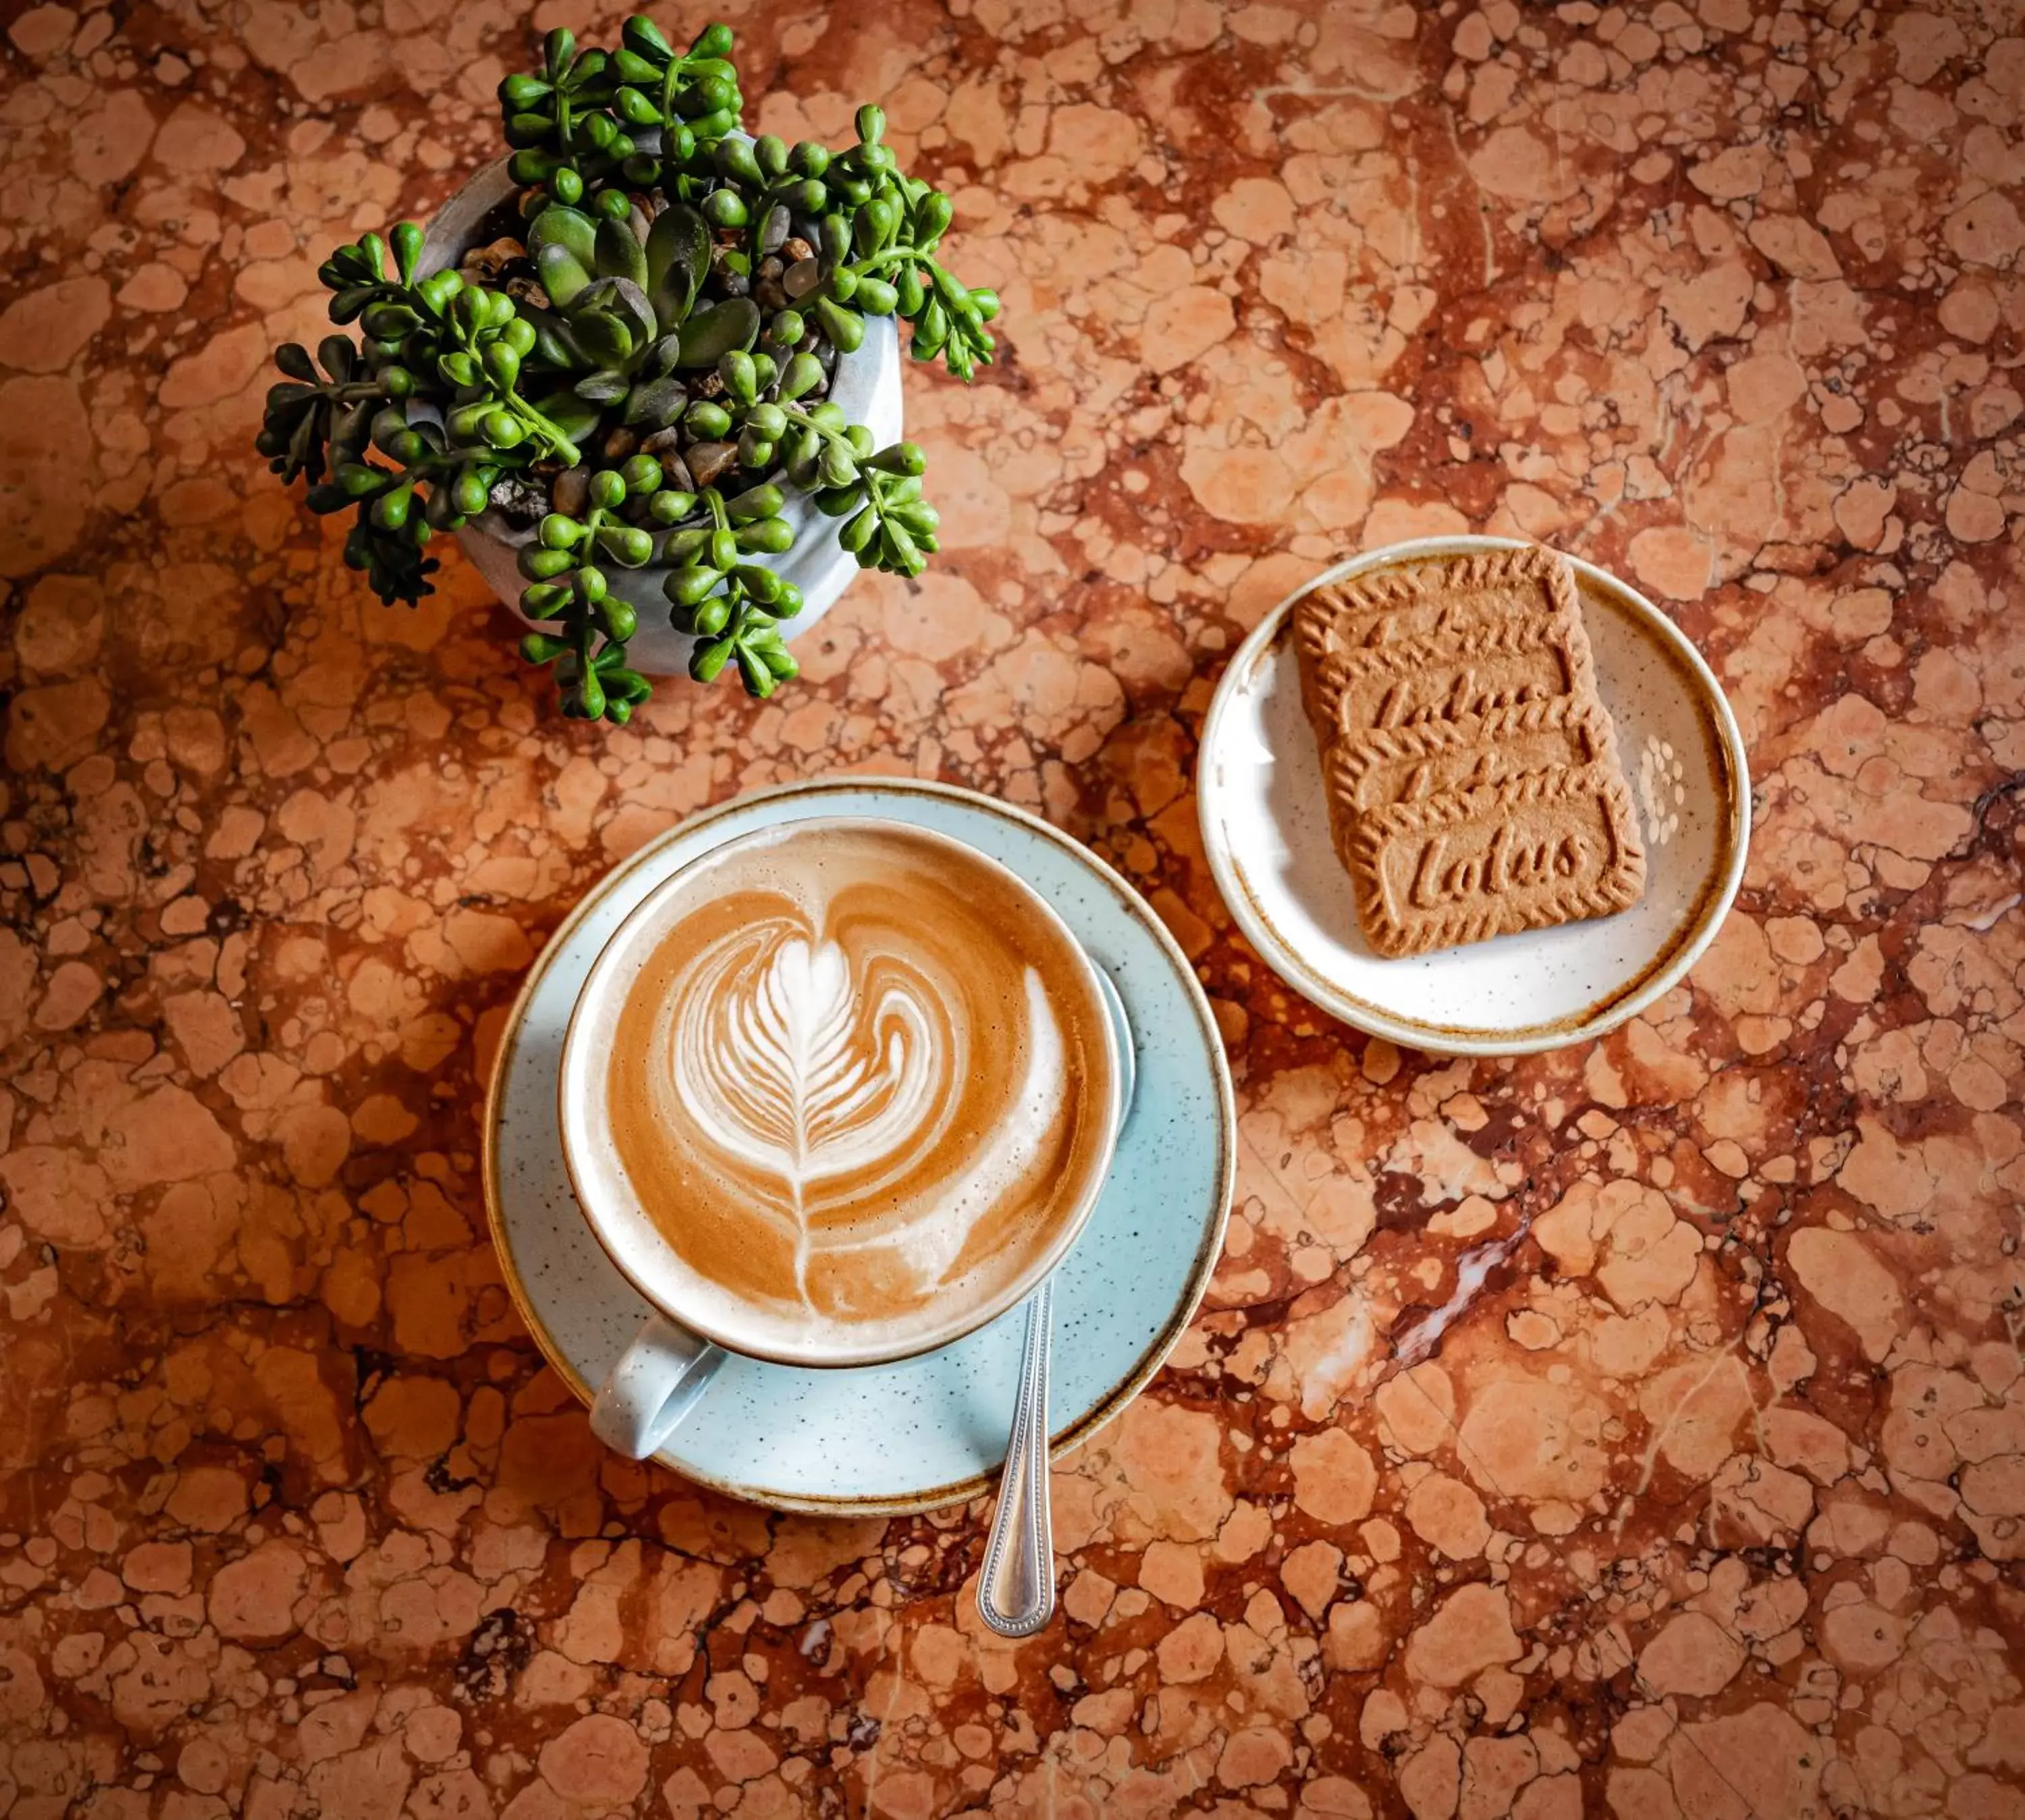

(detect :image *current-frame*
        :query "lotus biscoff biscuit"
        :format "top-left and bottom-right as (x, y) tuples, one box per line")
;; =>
(1293, 545), (1646, 959)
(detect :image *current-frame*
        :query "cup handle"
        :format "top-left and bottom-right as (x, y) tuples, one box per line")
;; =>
(590, 1314), (728, 1458)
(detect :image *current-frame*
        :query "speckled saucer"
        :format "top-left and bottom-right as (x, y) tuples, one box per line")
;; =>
(482, 779), (1235, 1514)
(1198, 537), (1750, 1056)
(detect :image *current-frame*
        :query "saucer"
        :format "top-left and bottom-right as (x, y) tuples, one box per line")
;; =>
(482, 778), (1235, 1514)
(1197, 537), (1750, 1056)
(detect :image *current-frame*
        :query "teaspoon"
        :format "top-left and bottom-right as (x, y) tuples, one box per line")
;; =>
(976, 968), (1135, 1638)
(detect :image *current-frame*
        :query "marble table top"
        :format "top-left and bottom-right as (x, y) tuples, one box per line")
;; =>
(1, 2), (2021, 1816)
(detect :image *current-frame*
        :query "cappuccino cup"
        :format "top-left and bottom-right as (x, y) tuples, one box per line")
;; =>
(559, 816), (1127, 1457)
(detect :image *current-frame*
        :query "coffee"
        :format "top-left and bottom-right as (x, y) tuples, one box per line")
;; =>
(568, 820), (1118, 1361)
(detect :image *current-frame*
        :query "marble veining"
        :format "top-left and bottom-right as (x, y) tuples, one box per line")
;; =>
(1, 1), (2022, 1816)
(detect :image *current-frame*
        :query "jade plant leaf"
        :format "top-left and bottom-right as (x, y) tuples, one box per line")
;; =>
(528, 387), (601, 445)
(623, 375), (687, 428)
(674, 297), (759, 368)
(645, 203), (711, 326)
(536, 241), (591, 309)
(570, 309), (635, 367)
(593, 215), (649, 288)
(527, 202), (597, 268)
(571, 275), (657, 352)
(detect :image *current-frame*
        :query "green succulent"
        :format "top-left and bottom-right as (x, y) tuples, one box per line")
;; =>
(255, 15), (996, 722)
(662, 481), (803, 698)
(516, 198), (764, 439)
(514, 460), (666, 723)
(503, 20), (741, 204)
(256, 333), (376, 486)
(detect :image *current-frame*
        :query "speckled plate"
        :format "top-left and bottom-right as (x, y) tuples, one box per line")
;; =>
(482, 779), (1235, 1514)
(1198, 537), (1750, 1056)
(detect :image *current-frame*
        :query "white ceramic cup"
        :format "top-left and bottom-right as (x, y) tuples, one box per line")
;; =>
(558, 815), (1127, 1459)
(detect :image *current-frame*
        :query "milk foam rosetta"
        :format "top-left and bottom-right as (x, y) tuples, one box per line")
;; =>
(600, 824), (1114, 1352)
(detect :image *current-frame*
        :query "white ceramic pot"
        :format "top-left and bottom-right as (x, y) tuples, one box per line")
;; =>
(416, 157), (902, 674)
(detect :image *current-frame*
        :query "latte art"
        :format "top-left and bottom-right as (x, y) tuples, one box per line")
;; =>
(663, 927), (1065, 1308)
(584, 822), (1117, 1357)
(673, 930), (952, 1202)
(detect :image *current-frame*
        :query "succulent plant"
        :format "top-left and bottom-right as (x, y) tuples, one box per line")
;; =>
(255, 18), (996, 722)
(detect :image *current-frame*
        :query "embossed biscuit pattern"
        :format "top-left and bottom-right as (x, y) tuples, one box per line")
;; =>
(1301, 581), (1592, 868)
(1326, 632), (1582, 747)
(1316, 595), (1582, 680)
(1329, 697), (1611, 816)
(1295, 543), (1579, 666)
(1292, 546), (1646, 954)
(1301, 599), (1597, 865)
(1347, 764), (1649, 958)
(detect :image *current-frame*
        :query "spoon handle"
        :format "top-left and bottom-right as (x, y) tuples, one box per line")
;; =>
(976, 1279), (1055, 1637)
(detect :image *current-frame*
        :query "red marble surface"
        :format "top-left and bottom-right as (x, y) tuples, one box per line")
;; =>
(3, 1), (2024, 1816)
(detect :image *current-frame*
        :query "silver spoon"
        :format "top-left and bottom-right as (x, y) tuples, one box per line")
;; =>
(976, 1275), (1057, 1636)
(977, 969), (1135, 1638)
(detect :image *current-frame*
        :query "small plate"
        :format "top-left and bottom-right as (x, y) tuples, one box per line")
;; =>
(1198, 537), (1750, 1056)
(482, 778), (1235, 1514)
